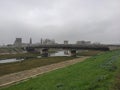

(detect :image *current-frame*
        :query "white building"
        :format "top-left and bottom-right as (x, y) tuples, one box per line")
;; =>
(42, 39), (56, 45)
(76, 41), (91, 45)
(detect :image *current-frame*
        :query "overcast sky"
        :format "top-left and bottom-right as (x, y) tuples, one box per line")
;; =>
(0, 0), (120, 45)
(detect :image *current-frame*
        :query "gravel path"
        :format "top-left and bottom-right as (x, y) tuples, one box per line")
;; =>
(0, 57), (89, 87)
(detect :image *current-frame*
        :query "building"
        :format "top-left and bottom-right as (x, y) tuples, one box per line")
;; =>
(41, 38), (43, 44)
(42, 39), (56, 45)
(76, 41), (91, 45)
(29, 38), (32, 45)
(64, 40), (68, 45)
(14, 38), (22, 47)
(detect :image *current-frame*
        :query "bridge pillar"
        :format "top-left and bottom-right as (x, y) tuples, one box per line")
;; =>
(70, 49), (77, 57)
(41, 48), (49, 57)
(64, 50), (69, 55)
(26, 47), (35, 53)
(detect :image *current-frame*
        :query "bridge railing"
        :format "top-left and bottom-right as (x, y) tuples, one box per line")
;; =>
(26, 44), (109, 51)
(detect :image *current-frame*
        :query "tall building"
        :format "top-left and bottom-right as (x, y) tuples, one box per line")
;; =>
(76, 41), (91, 45)
(42, 39), (55, 45)
(30, 38), (32, 45)
(41, 38), (43, 44)
(64, 40), (68, 45)
(14, 38), (22, 47)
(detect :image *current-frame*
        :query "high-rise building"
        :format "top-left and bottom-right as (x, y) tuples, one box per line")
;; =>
(64, 40), (68, 45)
(42, 39), (55, 45)
(76, 41), (91, 45)
(30, 38), (32, 45)
(41, 38), (43, 44)
(14, 38), (22, 47)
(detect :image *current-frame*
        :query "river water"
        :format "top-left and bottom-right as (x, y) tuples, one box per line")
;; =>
(50, 50), (70, 57)
(0, 50), (70, 64)
(0, 58), (24, 64)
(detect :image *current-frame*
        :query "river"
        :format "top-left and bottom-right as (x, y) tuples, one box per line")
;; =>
(0, 50), (71, 64)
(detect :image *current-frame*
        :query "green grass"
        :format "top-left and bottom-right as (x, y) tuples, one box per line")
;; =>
(1, 50), (120, 90)
(0, 56), (76, 76)
(0, 47), (24, 54)
(0, 53), (40, 60)
(77, 50), (103, 56)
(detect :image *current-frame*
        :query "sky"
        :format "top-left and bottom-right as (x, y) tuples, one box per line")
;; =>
(0, 0), (120, 45)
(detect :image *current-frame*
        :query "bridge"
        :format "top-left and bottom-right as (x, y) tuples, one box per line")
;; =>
(26, 44), (120, 57)
(25, 44), (110, 57)
(26, 44), (109, 51)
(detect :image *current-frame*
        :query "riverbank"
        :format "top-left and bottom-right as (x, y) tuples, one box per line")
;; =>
(1, 50), (120, 90)
(0, 57), (89, 87)
(0, 53), (40, 60)
(0, 56), (76, 76)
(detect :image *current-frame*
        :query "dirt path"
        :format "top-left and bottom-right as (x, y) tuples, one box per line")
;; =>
(0, 57), (89, 87)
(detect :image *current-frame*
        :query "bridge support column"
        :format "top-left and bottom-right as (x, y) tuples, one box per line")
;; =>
(70, 49), (77, 57)
(41, 48), (49, 57)
(26, 47), (35, 53)
(64, 50), (69, 55)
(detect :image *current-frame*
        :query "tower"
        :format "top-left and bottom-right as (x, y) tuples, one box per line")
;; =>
(14, 38), (22, 47)
(30, 38), (32, 45)
(41, 38), (43, 44)
(64, 40), (68, 45)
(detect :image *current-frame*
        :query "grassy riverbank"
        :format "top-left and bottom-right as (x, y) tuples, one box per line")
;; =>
(0, 56), (76, 76)
(1, 50), (120, 90)
(77, 50), (103, 56)
(0, 53), (40, 60)
(0, 50), (102, 60)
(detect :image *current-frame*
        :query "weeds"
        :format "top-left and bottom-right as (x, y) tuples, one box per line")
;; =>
(114, 75), (120, 90)
(88, 75), (108, 90)
(100, 55), (119, 72)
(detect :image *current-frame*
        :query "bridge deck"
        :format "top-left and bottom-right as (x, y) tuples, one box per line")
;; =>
(26, 44), (109, 51)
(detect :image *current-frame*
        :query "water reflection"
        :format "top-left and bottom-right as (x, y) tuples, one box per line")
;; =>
(0, 58), (24, 64)
(50, 50), (70, 57)
(0, 50), (70, 64)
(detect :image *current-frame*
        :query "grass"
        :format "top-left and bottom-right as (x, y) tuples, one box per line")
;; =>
(77, 50), (103, 56)
(0, 56), (76, 76)
(0, 47), (24, 54)
(111, 53), (120, 90)
(0, 53), (40, 60)
(115, 73), (120, 90)
(0, 50), (120, 90)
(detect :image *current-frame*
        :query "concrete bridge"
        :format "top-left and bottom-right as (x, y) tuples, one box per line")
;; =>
(107, 45), (120, 50)
(26, 44), (109, 57)
(26, 44), (109, 51)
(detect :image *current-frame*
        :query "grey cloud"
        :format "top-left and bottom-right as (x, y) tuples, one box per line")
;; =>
(0, 0), (120, 44)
